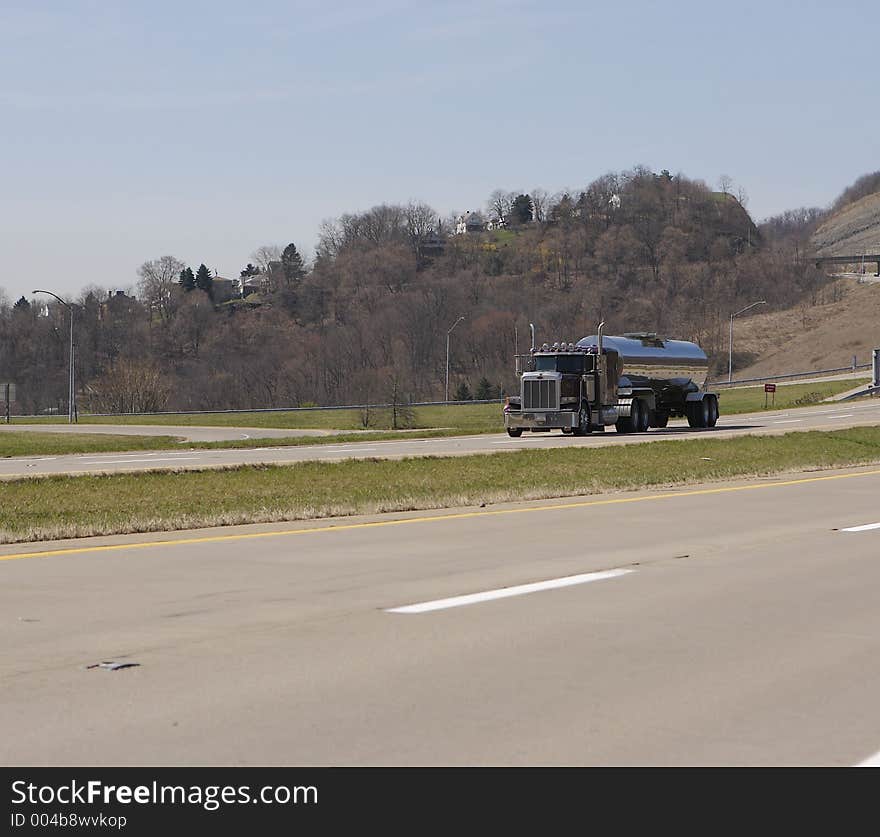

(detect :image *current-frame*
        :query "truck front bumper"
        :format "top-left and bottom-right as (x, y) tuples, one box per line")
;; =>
(504, 410), (577, 430)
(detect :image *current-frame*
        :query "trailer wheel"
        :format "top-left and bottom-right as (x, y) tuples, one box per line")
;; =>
(701, 397), (711, 427)
(507, 428), (523, 437)
(572, 403), (591, 436)
(707, 396), (719, 427)
(686, 398), (710, 428)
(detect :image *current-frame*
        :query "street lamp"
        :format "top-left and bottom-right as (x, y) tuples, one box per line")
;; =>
(728, 300), (766, 383)
(33, 289), (77, 423)
(445, 315), (465, 403)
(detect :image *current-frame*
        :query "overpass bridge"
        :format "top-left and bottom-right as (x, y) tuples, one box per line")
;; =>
(814, 253), (880, 276)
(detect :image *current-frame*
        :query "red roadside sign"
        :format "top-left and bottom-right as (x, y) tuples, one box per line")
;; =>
(764, 383), (777, 393)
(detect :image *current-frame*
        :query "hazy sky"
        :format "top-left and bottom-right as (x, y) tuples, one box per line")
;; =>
(2, 0), (878, 302)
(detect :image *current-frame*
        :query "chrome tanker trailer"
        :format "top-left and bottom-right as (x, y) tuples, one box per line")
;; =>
(503, 323), (719, 436)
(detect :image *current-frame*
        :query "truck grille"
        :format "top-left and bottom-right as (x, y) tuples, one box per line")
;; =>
(523, 379), (558, 410)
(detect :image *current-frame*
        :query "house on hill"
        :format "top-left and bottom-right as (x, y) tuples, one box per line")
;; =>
(210, 275), (241, 303)
(454, 211), (488, 234)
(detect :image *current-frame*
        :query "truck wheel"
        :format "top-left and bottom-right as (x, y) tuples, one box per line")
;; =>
(507, 428), (523, 437)
(686, 399), (709, 428)
(572, 404), (591, 436)
(616, 402), (634, 434)
(629, 399), (644, 433)
(636, 400), (650, 433)
(707, 396), (719, 427)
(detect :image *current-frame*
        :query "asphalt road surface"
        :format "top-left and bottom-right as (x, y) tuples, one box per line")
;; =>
(0, 424), (340, 441)
(2, 399), (880, 478)
(3, 464), (880, 765)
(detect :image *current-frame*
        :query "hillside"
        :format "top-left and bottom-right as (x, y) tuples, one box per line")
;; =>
(811, 192), (880, 257)
(732, 278), (880, 379)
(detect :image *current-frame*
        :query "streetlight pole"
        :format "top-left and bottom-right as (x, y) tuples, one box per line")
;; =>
(445, 315), (465, 403)
(33, 289), (76, 423)
(728, 300), (766, 383)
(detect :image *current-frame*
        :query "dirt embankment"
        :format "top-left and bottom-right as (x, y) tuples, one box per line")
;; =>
(733, 279), (880, 378)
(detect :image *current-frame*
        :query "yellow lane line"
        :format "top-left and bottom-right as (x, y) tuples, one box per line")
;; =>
(2, 466), (880, 563)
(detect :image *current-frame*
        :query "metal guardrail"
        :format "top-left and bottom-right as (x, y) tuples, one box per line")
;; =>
(10, 363), (877, 419)
(13, 399), (505, 420)
(708, 364), (872, 389)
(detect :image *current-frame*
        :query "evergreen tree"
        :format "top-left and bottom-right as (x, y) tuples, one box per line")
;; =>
(178, 267), (196, 292)
(453, 381), (473, 401)
(240, 263), (260, 277)
(475, 377), (495, 400)
(281, 242), (306, 287)
(510, 194), (534, 225)
(195, 264), (213, 299)
(13, 296), (30, 311)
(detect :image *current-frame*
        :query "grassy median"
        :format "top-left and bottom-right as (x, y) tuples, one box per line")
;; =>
(2, 426), (880, 543)
(0, 432), (181, 457)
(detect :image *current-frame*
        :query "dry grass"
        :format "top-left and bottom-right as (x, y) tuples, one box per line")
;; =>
(735, 278), (880, 378)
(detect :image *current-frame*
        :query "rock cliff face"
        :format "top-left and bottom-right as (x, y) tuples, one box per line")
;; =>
(811, 192), (880, 257)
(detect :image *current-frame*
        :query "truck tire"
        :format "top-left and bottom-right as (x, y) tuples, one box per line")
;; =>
(625, 398), (644, 433)
(707, 395), (719, 427)
(651, 411), (669, 428)
(572, 403), (591, 436)
(686, 397), (710, 428)
(507, 428), (523, 437)
(636, 399), (650, 433)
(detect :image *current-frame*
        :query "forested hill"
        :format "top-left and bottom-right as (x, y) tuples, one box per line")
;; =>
(0, 166), (845, 414)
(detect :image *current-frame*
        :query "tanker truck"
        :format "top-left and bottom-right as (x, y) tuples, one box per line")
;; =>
(503, 323), (719, 436)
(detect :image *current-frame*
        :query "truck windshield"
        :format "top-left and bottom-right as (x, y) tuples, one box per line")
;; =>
(535, 355), (584, 373)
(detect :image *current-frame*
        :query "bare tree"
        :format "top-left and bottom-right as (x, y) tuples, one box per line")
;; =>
(487, 189), (515, 227)
(251, 244), (282, 273)
(316, 218), (345, 261)
(718, 174), (734, 195)
(530, 188), (550, 223)
(404, 201), (438, 262)
(137, 255), (185, 322)
(85, 358), (171, 413)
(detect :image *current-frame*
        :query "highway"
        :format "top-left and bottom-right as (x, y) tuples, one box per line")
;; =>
(2, 399), (880, 478)
(0, 423), (340, 442)
(3, 465), (880, 765)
